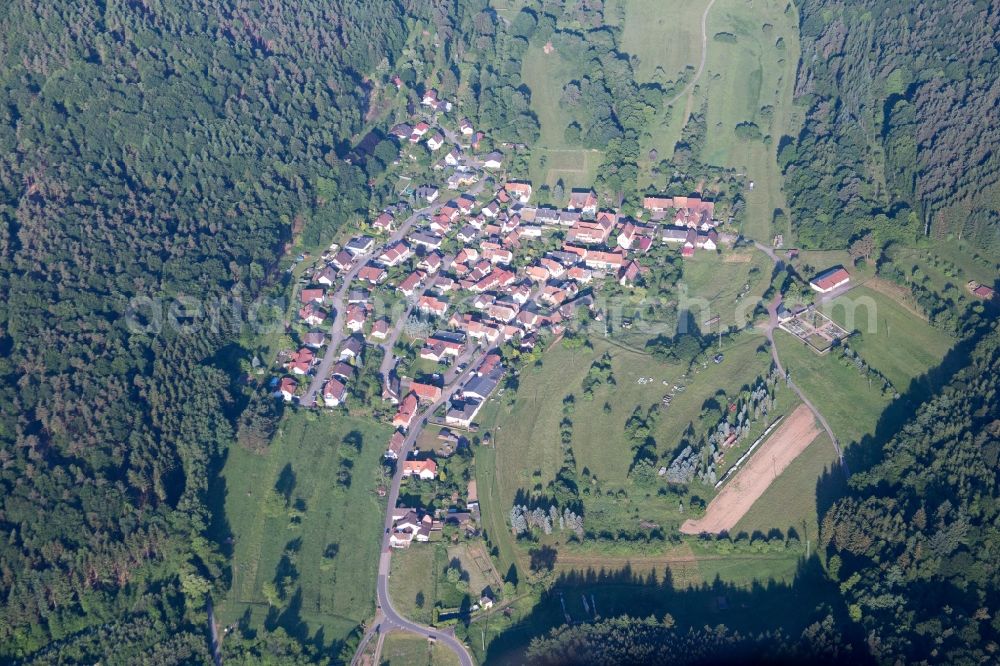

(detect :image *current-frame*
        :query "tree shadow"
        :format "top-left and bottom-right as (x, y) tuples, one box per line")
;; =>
(343, 430), (364, 452)
(205, 447), (234, 563)
(274, 463), (296, 504)
(479, 555), (870, 664)
(841, 316), (990, 477)
(529, 545), (558, 572)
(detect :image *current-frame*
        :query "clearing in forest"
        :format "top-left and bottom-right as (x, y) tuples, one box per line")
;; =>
(680, 404), (820, 534)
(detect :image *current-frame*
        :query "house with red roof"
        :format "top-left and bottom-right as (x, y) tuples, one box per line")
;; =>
(584, 250), (624, 271)
(617, 222), (638, 249)
(417, 252), (443, 274)
(618, 260), (642, 286)
(567, 189), (598, 215)
(300, 288), (325, 304)
(505, 181), (533, 203)
(398, 270), (426, 297)
(378, 241), (412, 267)
(276, 377), (298, 402)
(385, 430), (406, 460)
(642, 195), (673, 211)
(968, 281), (995, 300)
(457, 194), (477, 214)
(417, 293), (448, 317)
(809, 267), (851, 294)
(322, 378), (347, 407)
(373, 212), (395, 233)
(286, 347), (316, 375)
(567, 266), (593, 283)
(299, 303), (327, 327)
(393, 393), (419, 430)
(346, 303), (368, 333)
(409, 121), (430, 142)
(357, 264), (387, 285)
(410, 381), (443, 403)
(402, 459), (438, 480)
(566, 217), (614, 245)
(370, 318), (390, 341)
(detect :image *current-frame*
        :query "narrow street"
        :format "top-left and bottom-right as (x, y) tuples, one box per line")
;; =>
(351, 350), (488, 666)
(302, 182), (484, 406)
(754, 242), (847, 473)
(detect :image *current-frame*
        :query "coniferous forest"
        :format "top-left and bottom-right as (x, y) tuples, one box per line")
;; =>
(0, 0), (997, 663)
(781, 0), (1000, 251)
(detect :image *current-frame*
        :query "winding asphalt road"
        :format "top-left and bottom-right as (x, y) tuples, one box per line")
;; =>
(753, 241), (847, 473)
(352, 351), (488, 666)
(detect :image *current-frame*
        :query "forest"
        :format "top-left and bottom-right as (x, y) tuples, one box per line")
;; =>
(0, 0), (998, 663)
(781, 0), (1000, 251)
(821, 320), (1000, 663)
(524, 614), (850, 664)
(0, 0), (407, 661)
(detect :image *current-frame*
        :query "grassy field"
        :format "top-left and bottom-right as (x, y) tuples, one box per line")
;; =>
(533, 148), (603, 192)
(520, 43), (604, 191)
(388, 541), (500, 626)
(699, 0), (801, 242)
(679, 250), (773, 330)
(734, 431), (841, 540)
(612, 0), (802, 243)
(516, 0), (800, 241)
(380, 631), (459, 666)
(476, 331), (806, 574)
(388, 544), (439, 625)
(217, 412), (392, 651)
(824, 285), (955, 390)
(618, 0), (709, 193)
(466, 331), (848, 664)
(891, 239), (1000, 295)
(619, 0), (708, 82)
(774, 331), (890, 448)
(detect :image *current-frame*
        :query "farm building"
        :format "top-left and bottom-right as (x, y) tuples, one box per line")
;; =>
(809, 267), (851, 293)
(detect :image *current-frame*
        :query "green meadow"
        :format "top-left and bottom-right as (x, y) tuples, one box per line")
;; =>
(216, 412), (392, 650)
(475, 332), (807, 575)
(520, 43), (604, 191)
(381, 631), (460, 666)
(825, 285), (954, 390)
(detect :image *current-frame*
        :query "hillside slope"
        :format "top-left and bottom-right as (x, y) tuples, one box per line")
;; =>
(0, 0), (405, 660)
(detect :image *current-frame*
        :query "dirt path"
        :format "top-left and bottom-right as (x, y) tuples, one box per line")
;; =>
(665, 0), (718, 112)
(754, 242), (846, 473)
(680, 404), (820, 534)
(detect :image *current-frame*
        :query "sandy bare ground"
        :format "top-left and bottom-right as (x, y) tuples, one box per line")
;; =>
(680, 404), (820, 535)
